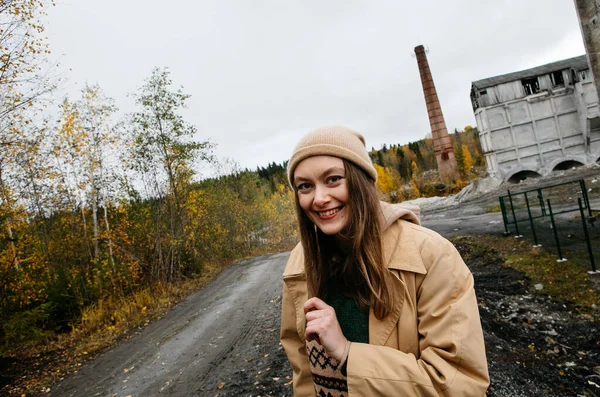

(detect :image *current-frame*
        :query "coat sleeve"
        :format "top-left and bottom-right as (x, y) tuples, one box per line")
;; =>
(346, 237), (489, 396)
(280, 281), (316, 396)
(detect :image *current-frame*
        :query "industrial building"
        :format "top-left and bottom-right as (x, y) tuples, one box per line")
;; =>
(471, 55), (600, 182)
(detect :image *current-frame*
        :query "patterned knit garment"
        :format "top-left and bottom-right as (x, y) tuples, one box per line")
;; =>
(306, 338), (350, 397)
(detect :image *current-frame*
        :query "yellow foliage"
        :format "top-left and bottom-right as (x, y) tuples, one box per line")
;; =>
(408, 161), (421, 199)
(375, 164), (402, 195)
(462, 144), (473, 177)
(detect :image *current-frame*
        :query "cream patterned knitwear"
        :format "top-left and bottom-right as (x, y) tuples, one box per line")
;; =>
(306, 338), (351, 396)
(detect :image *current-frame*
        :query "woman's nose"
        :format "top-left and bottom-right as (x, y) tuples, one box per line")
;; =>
(313, 185), (330, 206)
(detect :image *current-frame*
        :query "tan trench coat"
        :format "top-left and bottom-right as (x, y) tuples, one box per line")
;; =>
(280, 202), (489, 396)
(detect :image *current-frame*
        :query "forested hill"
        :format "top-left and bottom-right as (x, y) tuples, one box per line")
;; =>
(254, 126), (486, 201)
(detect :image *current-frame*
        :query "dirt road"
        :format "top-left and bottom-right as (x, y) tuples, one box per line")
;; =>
(49, 253), (290, 397)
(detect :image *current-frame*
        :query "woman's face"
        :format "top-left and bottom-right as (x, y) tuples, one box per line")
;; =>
(293, 156), (350, 236)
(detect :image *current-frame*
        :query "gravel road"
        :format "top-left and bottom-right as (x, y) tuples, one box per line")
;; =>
(49, 253), (289, 397)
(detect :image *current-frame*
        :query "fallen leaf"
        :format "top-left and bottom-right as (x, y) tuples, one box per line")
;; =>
(217, 382), (225, 389)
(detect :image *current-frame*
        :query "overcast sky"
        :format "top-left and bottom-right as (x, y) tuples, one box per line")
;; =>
(45, 0), (586, 175)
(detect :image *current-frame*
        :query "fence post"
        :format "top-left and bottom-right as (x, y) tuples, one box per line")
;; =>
(525, 193), (540, 247)
(500, 197), (510, 235)
(508, 189), (522, 238)
(547, 199), (567, 263)
(580, 180), (593, 218)
(537, 188), (546, 217)
(578, 198), (596, 272)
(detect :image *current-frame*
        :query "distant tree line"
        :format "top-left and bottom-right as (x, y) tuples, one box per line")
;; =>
(369, 126), (485, 201)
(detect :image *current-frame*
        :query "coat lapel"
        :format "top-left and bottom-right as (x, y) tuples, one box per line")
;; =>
(369, 271), (405, 345)
(369, 219), (427, 345)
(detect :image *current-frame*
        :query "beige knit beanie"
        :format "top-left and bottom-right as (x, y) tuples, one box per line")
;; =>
(287, 125), (377, 185)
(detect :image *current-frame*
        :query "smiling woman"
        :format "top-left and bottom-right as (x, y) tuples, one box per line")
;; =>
(293, 156), (349, 236)
(280, 125), (490, 396)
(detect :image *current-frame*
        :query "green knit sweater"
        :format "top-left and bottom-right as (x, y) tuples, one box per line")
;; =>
(325, 281), (369, 344)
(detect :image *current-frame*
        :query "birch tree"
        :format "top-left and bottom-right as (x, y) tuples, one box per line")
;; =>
(127, 67), (212, 281)
(0, 0), (54, 270)
(55, 85), (120, 268)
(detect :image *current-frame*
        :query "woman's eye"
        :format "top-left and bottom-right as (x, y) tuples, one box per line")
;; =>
(296, 183), (311, 191)
(328, 175), (343, 183)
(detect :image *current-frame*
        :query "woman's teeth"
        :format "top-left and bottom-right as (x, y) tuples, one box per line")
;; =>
(319, 208), (340, 216)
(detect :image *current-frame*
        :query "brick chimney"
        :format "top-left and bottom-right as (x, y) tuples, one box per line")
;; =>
(574, 0), (600, 105)
(414, 45), (458, 182)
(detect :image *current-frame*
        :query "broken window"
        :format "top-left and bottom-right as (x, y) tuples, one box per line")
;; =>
(470, 90), (479, 110)
(480, 89), (487, 96)
(521, 77), (540, 96)
(581, 70), (587, 80)
(550, 71), (564, 87)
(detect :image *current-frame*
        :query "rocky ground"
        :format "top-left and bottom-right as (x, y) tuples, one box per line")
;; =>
(457, 236), (599, 397)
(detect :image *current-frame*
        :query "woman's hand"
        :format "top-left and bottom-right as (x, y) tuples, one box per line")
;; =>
(304, 297), (348, 361)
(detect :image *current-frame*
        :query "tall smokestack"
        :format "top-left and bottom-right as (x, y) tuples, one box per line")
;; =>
(414, 45), (458, 182)
(574, 0), (600, 104)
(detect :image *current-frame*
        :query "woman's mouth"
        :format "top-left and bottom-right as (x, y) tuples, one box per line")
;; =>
(317, 206), (343, 219)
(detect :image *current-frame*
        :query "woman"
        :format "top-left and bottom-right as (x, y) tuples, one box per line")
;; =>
(280, 125), (489, 396)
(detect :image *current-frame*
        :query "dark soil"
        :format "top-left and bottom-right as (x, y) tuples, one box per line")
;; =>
(456, 236), (600, 397)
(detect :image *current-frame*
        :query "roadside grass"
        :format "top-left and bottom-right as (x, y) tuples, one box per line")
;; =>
(453, 234), (600, 316)
(1, 245), (296, 396)
(484, 204), (502, 213)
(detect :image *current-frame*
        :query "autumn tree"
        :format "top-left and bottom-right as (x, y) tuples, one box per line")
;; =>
(0, 0), (54, 135)
(55, 85), (120, 267)
(409, 160), (421, 199)
(375, 164), (403, 202)
(126, 67), (212, 282)
(0, 0), (54, 277)
(461, 144), (474, 177)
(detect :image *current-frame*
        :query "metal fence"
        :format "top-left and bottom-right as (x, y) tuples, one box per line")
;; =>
(499, 178), (599, 272)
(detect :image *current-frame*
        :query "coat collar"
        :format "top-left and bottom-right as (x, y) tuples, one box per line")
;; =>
(382, 219), (427, 275)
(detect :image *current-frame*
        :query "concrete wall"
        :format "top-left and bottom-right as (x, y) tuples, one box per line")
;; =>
(475, 69), (600, 181)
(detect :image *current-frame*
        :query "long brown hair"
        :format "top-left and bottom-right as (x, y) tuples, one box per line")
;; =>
(294, 159), (393, 320)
